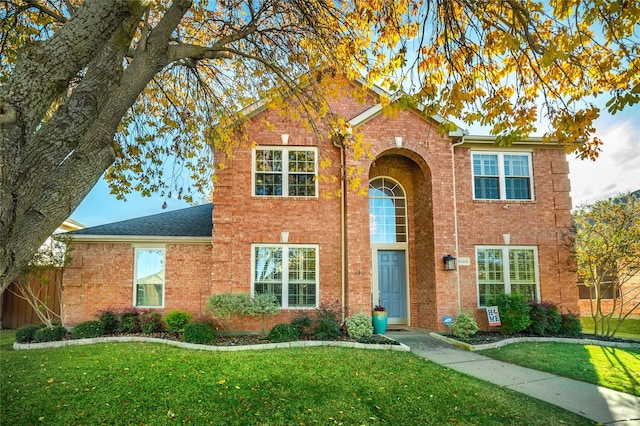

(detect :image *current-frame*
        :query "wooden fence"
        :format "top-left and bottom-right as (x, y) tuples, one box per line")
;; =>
(0, 268), (63, 329)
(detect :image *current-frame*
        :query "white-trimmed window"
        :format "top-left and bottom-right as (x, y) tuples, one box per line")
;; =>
(253, 147), (317, 197)
(472, 152), (533, 200)
(252, 244), (318, 308)
(476, 246), (539, 307)
(134, 247), (165, 307)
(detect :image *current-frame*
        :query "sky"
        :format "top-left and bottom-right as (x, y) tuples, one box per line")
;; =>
(70, 103), (640, 228)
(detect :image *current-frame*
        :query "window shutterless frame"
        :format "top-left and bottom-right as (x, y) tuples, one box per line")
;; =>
(252, 147), (318, 197)
(471, 151), (534, 201)
(133, 246), (166, 308)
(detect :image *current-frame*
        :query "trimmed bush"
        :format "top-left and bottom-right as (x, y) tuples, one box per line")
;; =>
(15, 324), (46, 343)
(140, 312), (163, 334)
(183, 321), (216, 344)
(98, 310), (120, 334)
(164, 310), (192, 332)
(206, 293), (280, 319)
(290, 315), (312, 336)
(526, 302), (562, 336)
(345, 312), (373, 339)
(120, 311), (141, 333)
(269, 323), (300, 342)
(451, 312), (479, 340)
(313, 304), (341, 340)
(72, 320), (105, 339)
(489, 292), (531, 334)
(545, 304), (562, 335)
(34, 325), (67, 342)
(560, 313), (583, 337)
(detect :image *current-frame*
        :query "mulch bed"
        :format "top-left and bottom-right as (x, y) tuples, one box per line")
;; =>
(443, 330), (639, 345)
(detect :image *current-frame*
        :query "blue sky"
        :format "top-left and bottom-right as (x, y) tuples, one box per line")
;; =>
(71, 102), (639, 228)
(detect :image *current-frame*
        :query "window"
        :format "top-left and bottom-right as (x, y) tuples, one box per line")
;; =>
(369, 177), (407, 243)
(472, 152), (533, 200)
(476, 246), (539, 306)
(134, 248), (165, 307)
(577, 269), (619, 299)
(254, 147), (317, 197)
(252, 244), (318, 308)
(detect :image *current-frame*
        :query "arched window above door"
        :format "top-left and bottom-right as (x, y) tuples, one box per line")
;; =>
(369, 177), (407, 243)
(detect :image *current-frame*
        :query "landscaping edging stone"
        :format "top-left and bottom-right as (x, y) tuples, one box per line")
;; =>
(430, 332), (640, 351)
(13, 335), (410, 352)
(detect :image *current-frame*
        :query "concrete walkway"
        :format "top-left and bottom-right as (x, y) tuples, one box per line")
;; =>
(386, 329), (640, 425)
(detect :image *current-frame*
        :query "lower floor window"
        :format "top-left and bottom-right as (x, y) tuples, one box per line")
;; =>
(476, 246), (539, 307)
(252, 244), (318, 308)
(134, 247), (165, 307)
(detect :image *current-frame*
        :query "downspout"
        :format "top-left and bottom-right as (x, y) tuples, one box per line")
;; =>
(332, 135), (347, 322)
(451, 133), (466, 312)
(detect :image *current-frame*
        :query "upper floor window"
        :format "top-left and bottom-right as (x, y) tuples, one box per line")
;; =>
(134, 247), (165, 307)
(472, 152), (533, 200)
(253, 147), (317, 197)
(369, 177), (407, 243)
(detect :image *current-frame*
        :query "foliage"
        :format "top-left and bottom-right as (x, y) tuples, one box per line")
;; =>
(205, 293), (280, 320)
(560, 314), (583, 337)
(164, 310), (193, 332)
(0, 345), (593, 425)
(290, 315), (313, 336)
(373, 305), (386, 311)
(97, 310), (120, 335)
(312, 303), (342, 340)
(140, 312), (164, 334)
(344, 312), (374, 339)
(183, 321), (216, 345)
(268, 323), (300, 343)
(480, 343), (640, 396)
(119, 311), (141, 334)
(72, 320), (105, 339)
(526, 302), (562, 336)
(568, 192), (640, 337)
(33, 325), (67, 343)
(489, 292), (531, 335)
(15, 324), (46, 344)
(451, 312), (479, 340)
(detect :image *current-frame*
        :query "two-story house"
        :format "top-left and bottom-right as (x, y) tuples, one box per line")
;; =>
(62, 80), (578, 331)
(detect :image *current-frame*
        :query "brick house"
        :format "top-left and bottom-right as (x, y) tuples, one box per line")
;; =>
(62, 80), (578, 331)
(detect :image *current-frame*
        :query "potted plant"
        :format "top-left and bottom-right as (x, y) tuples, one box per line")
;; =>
(371, 305), (388, 334)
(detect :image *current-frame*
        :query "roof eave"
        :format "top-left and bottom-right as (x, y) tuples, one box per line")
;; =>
(68, 235), (212, 244)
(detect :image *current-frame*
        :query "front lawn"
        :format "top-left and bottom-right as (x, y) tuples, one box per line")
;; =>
(479, 342), (640, 396)
(1, 341), (593, 425)
(580, 317), (640, 341)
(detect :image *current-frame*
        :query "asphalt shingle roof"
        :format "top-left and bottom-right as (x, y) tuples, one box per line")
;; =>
(70, 203), (213, 237)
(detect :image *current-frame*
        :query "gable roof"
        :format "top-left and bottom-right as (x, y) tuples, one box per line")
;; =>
(67, 203), (213, 243)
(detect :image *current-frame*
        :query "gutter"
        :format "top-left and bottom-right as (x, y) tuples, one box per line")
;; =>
(66, 235), (212, 244)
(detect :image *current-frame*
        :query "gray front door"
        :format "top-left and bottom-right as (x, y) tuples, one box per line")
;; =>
(378, 250), (407, 323)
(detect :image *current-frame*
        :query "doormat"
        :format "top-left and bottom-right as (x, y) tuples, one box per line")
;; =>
(386, 328), (408, 332)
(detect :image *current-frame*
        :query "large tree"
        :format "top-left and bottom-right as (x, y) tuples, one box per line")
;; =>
(569, 192), (640, 337)
(1, 0), (638, 294)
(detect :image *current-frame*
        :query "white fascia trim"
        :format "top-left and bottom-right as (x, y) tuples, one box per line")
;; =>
(462, 135), (556, 146)
(68, 235), (211, 244)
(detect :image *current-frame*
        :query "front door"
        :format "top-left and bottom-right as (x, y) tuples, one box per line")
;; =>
(377, 250), (407, 324)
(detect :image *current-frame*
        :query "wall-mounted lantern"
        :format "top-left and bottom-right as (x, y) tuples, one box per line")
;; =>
(443, 254), (456, 271)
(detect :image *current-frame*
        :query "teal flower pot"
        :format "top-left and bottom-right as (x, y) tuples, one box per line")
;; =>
(372, 311), (388, 334)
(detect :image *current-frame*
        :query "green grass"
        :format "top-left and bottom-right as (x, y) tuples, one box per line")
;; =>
(1, 341), (592, 425)
(0, 330), (16, 349)
(580, 317), (640, 341)
(479, 343), (640, 396)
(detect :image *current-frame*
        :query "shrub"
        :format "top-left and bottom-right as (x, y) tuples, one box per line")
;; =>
(34, 325), (67, 342)
(344, 312), (373, 339)
(15, 324), (46, 343)
(290, 315), (312, 336)
(98, 310), (120, 334)
(313, 303), (341, 340)
(140, 312), (163, 334)
(183, 321), (216, 344)
(488, 292), (531, 334)
(72, 320), (105, 339)
(527, 302), (562, 336)
(269, 323), (300, 342)
(120, 311), (141, 333)
(560, 313), (583, 337)
(164, 310), (192, 332)
(451, 312), (479, 340)
(206, 293), (280, 319)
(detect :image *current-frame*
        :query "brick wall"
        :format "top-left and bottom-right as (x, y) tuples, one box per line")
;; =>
(62, 242), (212, 326)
